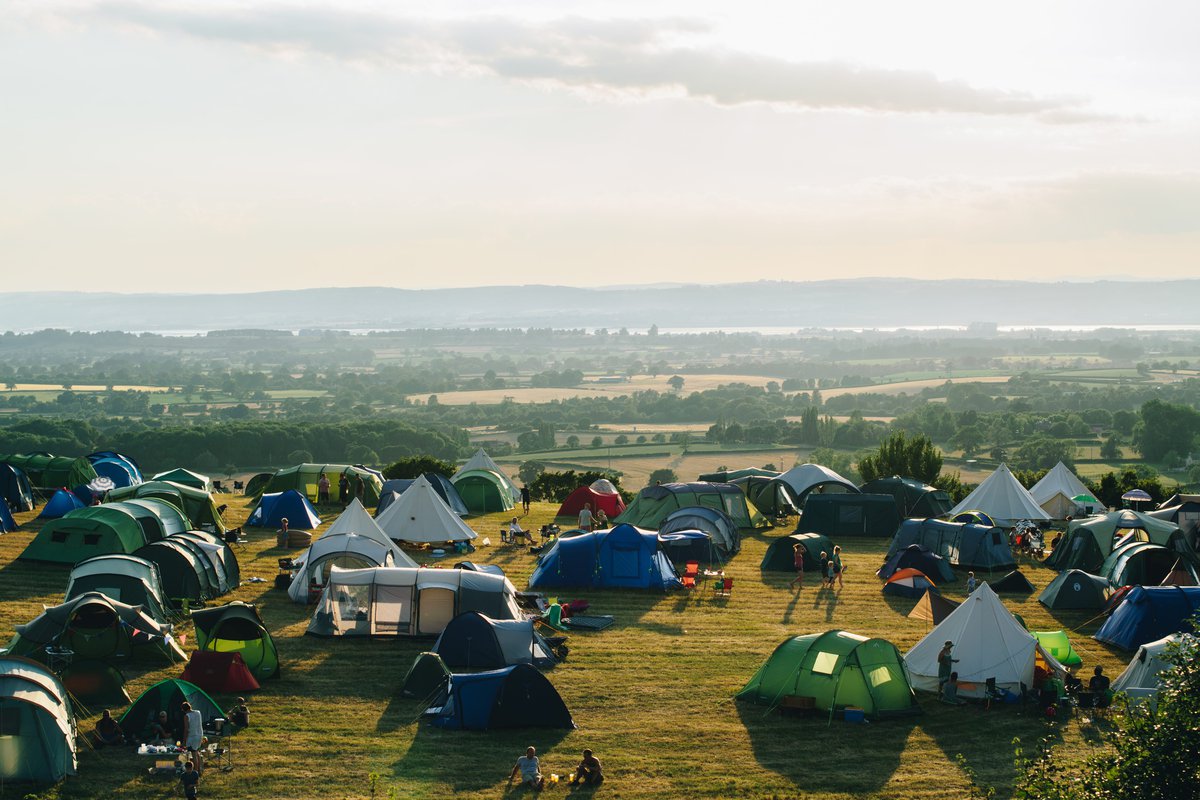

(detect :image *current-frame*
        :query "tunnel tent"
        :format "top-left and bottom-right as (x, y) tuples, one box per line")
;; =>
(775, 464), (860, 506)
(0, 656), (77, 783)
(109, 498), (190, 543)
(1029, 462), (1096, 519)
(60, 659), (130, 710)
(948, 463), (1050, 526)
(21, 505), (148, 564)
(262, 463), (385, 506)
(433, 611), (557, 670)
(527, 524), (681, 590)
(428, 664), (575, 731)
(554, 480), (627, 526)
(377, 474), (469, 517)
(118, 678), (224, 740)
(796, 493), (901, 538)
(1094, 586), (1200, 650)
(859, 476), (954, 519)
(452, 449), (521, 505)
(288, 532), (408, 602)
(659, 506), (740, 556)
(0, 453), (98, 491)
(0, 462), (35, 512)
(247, 489), (321, 530)
(1038, 569), (1113, 610)
(175, 529), (241, 588)
(87, 451), (143, 489)
(36, 489), (87, 519)
(401, 652), (452, 700)
(761, 532), (836, 572)
(736, 630), (919, 719)
(375, 475), (478, 544)
(616, 482), (767, 531)
(949, 510), (997, 527)
(169, 533), (234, 596)
(5, 592), (183, 665)
(1045, 510), (1194, 573)
(1112, 633), (1184, 702)
(150, 468), (212, 493)
(107, 481), (226, 533)
(66, 554), (171, 623)
(1033, 630), (1082, 668)
(908, 590), (960, 625)
(134, 539), (215, 608)
(1101, 541), (1199, 588)
(191, 602), (279, 681)
(887, 518), (1015, 572)
(878, 545), (956, 584)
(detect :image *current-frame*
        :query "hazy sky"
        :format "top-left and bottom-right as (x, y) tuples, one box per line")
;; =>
(4, 1), (1199, 291)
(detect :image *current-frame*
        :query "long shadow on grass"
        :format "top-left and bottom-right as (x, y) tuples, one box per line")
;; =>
(735, 699), (917, 796)
(0, 558), (70, 603)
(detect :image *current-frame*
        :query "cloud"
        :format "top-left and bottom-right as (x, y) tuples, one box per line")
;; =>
(82, 2), (1095, 119)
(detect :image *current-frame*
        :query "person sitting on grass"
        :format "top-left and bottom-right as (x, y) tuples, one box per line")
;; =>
(509, 746), (545, 790)
(1089, 666), (1111, 710)
(180, 760), (200, 799)
(229, 697), (249, 729)
(93, 709), (125, 746)
(571, 748), (603, 785)
(941, 671), (967, 705)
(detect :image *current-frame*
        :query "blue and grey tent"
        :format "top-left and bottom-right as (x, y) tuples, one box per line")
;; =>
(433, 612), (557, 669)
(878, 544), (956, 583)
(0, 463), (35, 512)
(87, 451), (143, 489)
(657, 530), (721, 567)
(659, 506), (740, 556)
(37, 489), (86, 519)
(1094, 586), (1200, 650)
(376, 473), (469, 516)
(247, 489), (321, 529)
(888, 518), (1015, 572)
(428, 664), (574, 730)
(528, 524), (681, 590)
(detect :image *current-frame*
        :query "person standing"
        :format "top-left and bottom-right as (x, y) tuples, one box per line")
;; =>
(967, 572), (977, 593)
(578, 502), (594, 532)
(520, 485), (531, 514)
(832, 545), (845, 589)
(317, 472), (330, 505)
(338, 474), (350, 506)
(181, 701), (203, 769)
(180, 760), (200, 799)
(789, 543), (807, 591)
(354, 474), (365, 502)
(938, 641), (959, 693)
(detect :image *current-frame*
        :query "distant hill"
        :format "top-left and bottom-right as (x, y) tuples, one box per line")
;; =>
(2, 279), (1198, 332)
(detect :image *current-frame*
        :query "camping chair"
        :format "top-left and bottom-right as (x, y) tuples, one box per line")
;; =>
(681, 561), (700, 590)
(224, 526), (247, 550)
(712, 576), (733, 598)
(983, 677), (1006, 710)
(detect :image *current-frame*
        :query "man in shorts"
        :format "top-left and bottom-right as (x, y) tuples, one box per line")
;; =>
(509, 746), (545, 790)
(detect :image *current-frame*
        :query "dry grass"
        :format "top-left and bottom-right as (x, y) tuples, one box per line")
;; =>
(820, 377), (1013, 399)
(407, 374), (783, 406)
(1, 495), (1128, 800)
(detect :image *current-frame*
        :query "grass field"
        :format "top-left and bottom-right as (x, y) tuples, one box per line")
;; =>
(407, 374), (784, 405)
(0, 496), (1129, 800)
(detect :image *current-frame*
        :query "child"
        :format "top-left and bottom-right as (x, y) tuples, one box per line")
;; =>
(181, 760), (200, 799)
(788, 543), (806, 590)
(967, 572), (977, 593)
(825, 556), (836, 588)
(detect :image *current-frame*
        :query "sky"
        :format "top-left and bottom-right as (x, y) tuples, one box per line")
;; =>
(3, 1), (1200, 291)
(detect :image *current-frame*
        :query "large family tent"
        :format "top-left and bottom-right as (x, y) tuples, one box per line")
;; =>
(377, 474), (468, 517)
(554, 479), (627, 525)
(113, 498), (190, 542)
(107, 481), (226, 533)
(87, 451), (143, 489)
(118, 678), (223, 740)
(65, 554), (170, 623)
(1045, 510), (1195, 573)
(698, 467), (780, 482)
(1032, 630), (1082, 668)
(658, 506), (740, 556)
(736, 630), (919, 719)
(797, 494), (901, 539)
(60, 659), (130, 709)
(0, 462), (35, 512)
(859, 477), (953, 519)
(908, 590), (960, 625)
(452, 449), (521, 506)
(401, 652), (452, 700)
(261, 463), (384, 506)
(1101, 540), (1199, 588)
(761, 532), (835, 572)
(1149, 494), (1200, 549)
(180, 651), (259, 694)
(616, 482), (766, 531)
(657, 531), (721, 567)
(905, 584), (1065, 698)
(528, 524), (681, 590)
(428, 664), (574, 731)
(1112, 634), (1184, 703)
(288, 532), (413, 602)
(191, 602), (279, 681)
(247, 489), (321, 529)
(175, 530), (240, 592)
(243, 472), (273, 497)
(777, 464), (860, 506)
(0, 656), (76, 784)
(150, 468), (212, 493)
(433, 612), (557, 669)
(878, 545), (955, 583)
(307, 566), (521, 637)
(948, 463), (1049, 526)
(1038, 569), (1112, 610)
(36, 489), (86, 520)
(4, 592), (183, 664)
(21, 505), (148, 564)
(737, 475), (798, 519)
(1094, 586), (1200, 650)
(887, 518), (1015, 572)
(375, 475), (478, 544)
(134, 532), (238, 608)
(0, 453), (97, 491)
(1029, 462), (1095, 519)
(883, 569), (939, 599)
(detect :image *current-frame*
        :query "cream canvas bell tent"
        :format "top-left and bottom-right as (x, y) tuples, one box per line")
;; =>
(1029, 462), (1096, 519)
(375, 475), (478, 544)
(948, 464), (1049, 526)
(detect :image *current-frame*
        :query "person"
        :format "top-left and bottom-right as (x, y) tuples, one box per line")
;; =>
(354, 474), (365, 502)
(578, 502), (593, 532)
(181, 701), (203, 764)
(789, 543), (806, 590)
(509, 746), (544, 790)
(817, 551), (831, 588)
(1050, 531), (1063, 552)
(832, 545), (845, 589)
(509, 517), (534, 546)
(276, 518), (290, 548)
(146, 710), (173, 744)
(318, 472), (330, 504)
(180, 760), (200, 800)
(595, 508), (608, 529)
(338, 474), (350, 506)
(824, 555), (836, 588)
(229, 697), (249, 729)
(521, 485), (531, 514)
(938, 641), (959, 692)
(941, 671), (967, 705)
(94, 709), (124, 746)
(1089, 666), (1111, 710)
(571, 748), (603, 785)
(967, 571), (977, 593)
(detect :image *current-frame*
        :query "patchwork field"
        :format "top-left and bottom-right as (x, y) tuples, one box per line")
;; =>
(0, 497), (1128, 799)
(407, 374), (785, 405)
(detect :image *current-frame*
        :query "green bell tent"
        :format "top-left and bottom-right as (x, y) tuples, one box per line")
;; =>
(150, 468), (212, 493)
(190, 602), (279, 681)
(20, 505), (148, 564)
(616, 482), (767, 531)
(737, 630), (918, 718)
(261, 463), (383, 506)
(451, 469), (515, 513)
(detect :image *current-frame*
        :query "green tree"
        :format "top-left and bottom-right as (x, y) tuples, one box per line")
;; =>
(1100, 435), (1123, 460)
(810, 447), (861, 483)
(382, 455), (457, 480)
(346, 445), (379, 465)
(667, 375), (685, 392)
(566, 434), (581, 448)
(648, 467), (677, 486)
(518, 460), (546, 485)
(857, 431), (943, 483)
(1013, 436), (1076, 471)
(614, 434), (629, 445)
(590, 436), (603, 448)
(287, 449), (313, 464)
(1134, 399), (1200, 461)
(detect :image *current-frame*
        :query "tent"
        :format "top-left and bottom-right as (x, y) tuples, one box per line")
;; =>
(87, 451), (143, 489)
(180, 650), (260, 693)
(528, 524), (681, 590)
(1112, 634), (1184, 702)
(375, 475), (478, 544)
(949, 510), (996, 527)
(112, 498), (190, 543)
(36, 488), (86, 519)
(60, 659), (130, 709)
(287, 532), (410, 603)
(1149, 494), (1200, 549)
(887, 518), (1015, 572)
(1032, 630), (1081, 668)
(433, 612), (557, 669)
(377, 474), (469, 517)
(736, 630), (919, 718)
(107, 481), (226, 533)
(191, 602), (279, 681)
(1094, 586), (1200, 650)
(859, 477), (953, 518)
(244, 472), (273, 496)
(175, 530), (240, 592)
(1029, 462), (1096, 519)
(0, 453), (97, 491)
(616, 482), (767, 531)
(452, 449), (521, 505)
(905, 584), (1066, 697)
(659, 506), (740, 556)
(1038, 569), (1112, 610)
(883, 569), (939, 599)
(119, 678), (223, 740)
(307, 566), (522, 637)
(657, 531), (721, 567)
(1045, 510), (1195, 573)
(247, 489), (322, 529)
(738, 475), (800, 519)
(908, 590), (960, 625)
(134, 539), (218, 608)
(21, 505), (148, 564)
(0, 502), (15, 533)
(761, 532), (835, 572)
(262, 463), (384, 506)
(150, 468), (212, 493)
(554, 479), (627, 525)
(989, 570), (1035, 594)
(796, 494), (901, 538)
(878, 545), (955, 584)
(698, 467), (780, 482)
(66, 554), (171, 623)
(1101, 541), (1199, 588)
(774, 464), (860, 507)
(0, 656), (77, 783)
(322, 498), (408, 555)
(428, 664), (574, 731)
(948, 464), (1049, 526)
(450, 469), (515, 514)
(0, 462), (35, 512)
(401, 652), (452, 700)
(5, 592), (183, 664)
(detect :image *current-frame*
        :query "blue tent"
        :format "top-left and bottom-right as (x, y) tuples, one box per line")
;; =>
(528, 524), (681, 590)
(87, 451), (143, 488)
(1094, 586), (1200, 650)
(37, 489), (87, 519)
(878, 544), (956, 583)
(0, 463), (34, 512)
(247, 490), (321, 529)
(657, 530), (721, 567)
(429, 664), (574, 730)
(0, 501), (15, 532)
(376, 473), (469, 516)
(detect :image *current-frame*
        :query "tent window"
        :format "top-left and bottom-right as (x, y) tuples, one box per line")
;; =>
(0, 709), (19, 735)
(811, 651), (839, 675)
(51, 531), (68, 543)
(84, 533), (101, 546)
(868, 666), (894, 688)
(991, 530), (1002, 546)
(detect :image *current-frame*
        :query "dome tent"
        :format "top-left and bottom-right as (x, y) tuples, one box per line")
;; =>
(190, 602), (279, 681)
(118, 678), (223, 740)
(659, 506), (740, 556)
(452, 449), (521, 506)
(528, 524), (681, 590)
(1038, 569), (1112, 610)
(657, 530), (721, 567)
(180, 651), (260, 694)
(908, 590), (960, 625)
(1094, 586), (1200, 651)
(883, 569), (939, 599)
(116, 498), (191, 541)
(1100, 540), (1199, 588)
(616, 482), (767, 531)
(1032, 630), (1081, 668)
(433, 612), (557, 670)
(428, 664), (575, 731)
(0, 462), (35, 512)
(450, 469), (515, 514)
(989, 569), (1036, 594)
(66, 554), (171, 623)
(0, 656), (77, 784)
(87, 451), (143, 489)
(247, 489), (322, 530)
(375, 475), (478, 544)
(401, 652), (452, 700)
(761, 532), (835, 572)
(36, 488), (86, 519)
(554, 479), (627, 525)
(878, 545), (956, 584)
(5, 592), (184, 664)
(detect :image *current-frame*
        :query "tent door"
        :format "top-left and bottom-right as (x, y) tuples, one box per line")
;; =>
(417, 587), (456, 635)
(372, 586), (413, 635)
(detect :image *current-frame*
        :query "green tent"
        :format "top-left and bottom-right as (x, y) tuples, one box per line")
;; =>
(0, 452), (98, 491)
(150, 467), (212, 492)
(616, 482), (767, 531)
(401, 652), (451, 700)
(1033, 630), (1082, 668)
(796, 494), (901, 538)
(1045, 510), (1193, 573)
(261, 463), (383, 506)
(859, 477), (954, 519)
(737, 630), (919, 718)
(1038, 568), (1112, 610)
(5, 592), (184, 664)
(0, 656), (77, 783)
(190, 602), (279, 681)
(452, 469), (515, 513)
(107, 480), (226, 533)
(20, 505), (148, 564)
(1099, 540), (1197, 588)
(110, 498), (190, 542)
(118, 678), (224, 740)
(762, 532), (836, 572)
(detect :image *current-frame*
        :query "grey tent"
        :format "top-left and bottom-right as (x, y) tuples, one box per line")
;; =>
(65, 554), (171, 623)
(762, 532), (835, 572)
(859, 477), (953, 518)
(0, 656), (77, 783)
(796, 493), (901, 538)
(887, 518), (1015, 572)
(1044, 510), (1196, 573)
(989, 570), (1036, 594)
(1100, 541), (1199, 588)
(1149, 495), (1200, 550)
(878, 545), (956, 584)
(658, 506), (740, 556)
(1038, 569), (1112, 610)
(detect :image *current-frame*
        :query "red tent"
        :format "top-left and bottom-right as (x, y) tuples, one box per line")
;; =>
(554, 479), (626, 523)
(181, 650), (260, 693)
